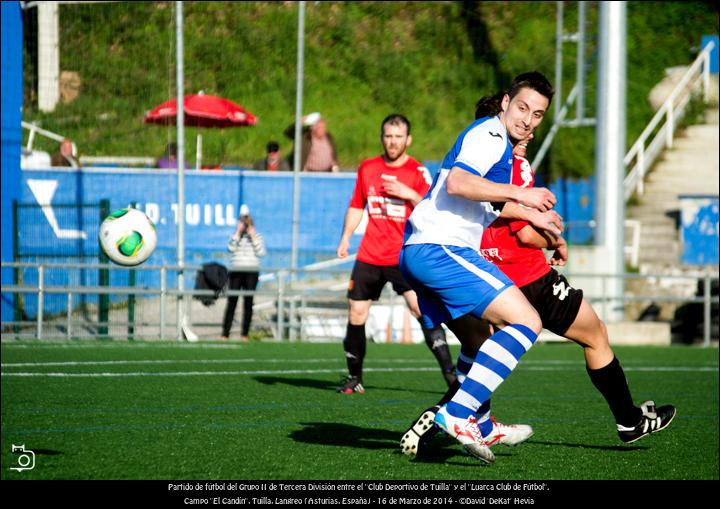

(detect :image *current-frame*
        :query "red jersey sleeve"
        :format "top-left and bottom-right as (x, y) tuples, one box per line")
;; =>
(508, 218), (529, 233)
(413, 164), (432, 196)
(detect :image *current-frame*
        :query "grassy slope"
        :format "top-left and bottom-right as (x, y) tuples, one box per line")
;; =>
(21, 2), (717, 178)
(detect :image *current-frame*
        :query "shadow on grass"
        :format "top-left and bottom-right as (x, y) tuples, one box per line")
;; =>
(530, 440), (649, 452)
(289, 422), (399, 450)
(253, 376), (339, 391)
(253, 376), (443, 396)
(290, 422), (480, 466)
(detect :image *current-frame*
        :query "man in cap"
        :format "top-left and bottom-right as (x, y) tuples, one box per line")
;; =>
(284, 112), (339, 172)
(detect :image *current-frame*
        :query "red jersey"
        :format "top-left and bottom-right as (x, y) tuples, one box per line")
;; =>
(480, 154), (551, 288)
(350, 155), (432, 266)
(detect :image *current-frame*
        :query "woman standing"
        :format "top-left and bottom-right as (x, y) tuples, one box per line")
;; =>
(221, 205), (266, 341)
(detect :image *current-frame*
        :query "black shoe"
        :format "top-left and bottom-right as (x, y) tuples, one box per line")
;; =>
(336, 375), (365, 394)
(617, 400), (676, 444)
(400, 405), (441, 458)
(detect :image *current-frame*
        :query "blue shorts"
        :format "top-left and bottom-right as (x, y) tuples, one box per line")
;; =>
(399, 244), (513, 329)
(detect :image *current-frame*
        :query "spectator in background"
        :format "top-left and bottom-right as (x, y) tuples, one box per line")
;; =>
(253, 140), (290, 172)
(156, 142), (188, 169)
(284, 112), (339, 172)
(221, 204), (266, 342)
(51, 138), (80, 168)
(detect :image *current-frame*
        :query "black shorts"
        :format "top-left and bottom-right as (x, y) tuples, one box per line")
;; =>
(520, 269), (583, 336)
(347, 260), (413, 301)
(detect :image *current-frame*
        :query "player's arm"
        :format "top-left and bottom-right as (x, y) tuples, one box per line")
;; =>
(336, 207), (364, 258)
(446, 169), (562, 235)
(515, 225), (569, 266)
(516, 223), (564, 248)
(446, 167), (556, 212)
(381, 175), (423, 207)
(501, 202), (563, 237)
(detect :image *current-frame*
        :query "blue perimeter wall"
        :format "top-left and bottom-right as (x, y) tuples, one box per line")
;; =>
(13, 166), (596, 318)
(17, 167), (596, 269)
(1, 1), (23, 324)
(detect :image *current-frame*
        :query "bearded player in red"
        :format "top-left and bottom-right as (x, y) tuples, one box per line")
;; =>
(336, 114), (456, 394)
(400, 95), (675, 460)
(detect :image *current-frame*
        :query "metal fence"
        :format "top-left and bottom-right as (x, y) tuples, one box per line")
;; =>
(1, 261), (717, 346)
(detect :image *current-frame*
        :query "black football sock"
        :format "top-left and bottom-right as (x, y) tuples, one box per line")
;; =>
(587, 356), (643, 427)
(421, 323), (456, 379)
(343, 323), (366, 380)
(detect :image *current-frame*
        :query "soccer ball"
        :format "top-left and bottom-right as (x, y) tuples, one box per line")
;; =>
(99, 208), (157, 266)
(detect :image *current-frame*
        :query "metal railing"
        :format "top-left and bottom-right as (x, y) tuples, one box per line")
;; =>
(22, 120), (157, 168)
(1, 259), (357, 342)
(2, 261), (717, 345)
(623, 40), (716, 201)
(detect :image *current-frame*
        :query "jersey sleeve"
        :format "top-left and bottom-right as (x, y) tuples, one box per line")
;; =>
(454, 123), (507, 177)
(348, 164), (366, 209)
(508, 219), (530, 233)
(413, 165), (432, 195)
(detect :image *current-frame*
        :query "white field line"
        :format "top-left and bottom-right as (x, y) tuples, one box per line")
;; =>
(1, 364), (716, 378)
(2, 366), (434, 378)
(0, 358), (582, 368)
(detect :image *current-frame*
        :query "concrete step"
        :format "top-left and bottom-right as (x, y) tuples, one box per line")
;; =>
(645, 172), (719, 184)
(637, 238), (680, 250)
(638, 239), (678, 248)
(634, 227), (677, 238)
(652, 154), (719, 168)
(643, 185), (719, 194)
(645, 170), (719, 181)
(637, 256), (681, 267)
(629, 206), (681, 218)
(627, 205), (679, 216)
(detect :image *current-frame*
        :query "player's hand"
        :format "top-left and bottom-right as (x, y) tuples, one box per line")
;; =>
(381, 175), (416, 202)
(549, 243), (568, 266)
(381, 175), (413, 200)
(236, 220), (247, 235)
(336, 238), (350, 258)
(517, 187), (556, 212)
(529, 209), (564, 237)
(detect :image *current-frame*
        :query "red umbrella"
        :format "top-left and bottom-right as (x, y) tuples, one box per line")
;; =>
(144, 92), (257, 168)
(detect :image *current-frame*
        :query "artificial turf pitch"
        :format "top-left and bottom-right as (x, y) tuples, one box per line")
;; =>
(1, 340), (717, 480)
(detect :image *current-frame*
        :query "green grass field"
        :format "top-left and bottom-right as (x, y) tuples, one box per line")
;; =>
(1, 340), (717, 480)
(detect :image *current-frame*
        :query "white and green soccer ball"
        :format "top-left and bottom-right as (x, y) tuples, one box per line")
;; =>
(99, 208), (157, 266)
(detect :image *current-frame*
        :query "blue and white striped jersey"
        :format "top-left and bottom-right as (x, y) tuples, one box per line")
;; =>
(403, 116), (514, 250)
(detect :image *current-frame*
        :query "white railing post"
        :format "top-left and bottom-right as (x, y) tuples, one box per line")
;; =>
(637, 145), (645, 196)
(277, 271), (286, 340)
(27, 126), (36, 151)
(37, 265), (44, 340)
(289, 272), (297, 342)
(160, 267), (166, 340)
(702, 47), (711, 103)
(67, 292), (72, 340)
(665, 104), (674, 149)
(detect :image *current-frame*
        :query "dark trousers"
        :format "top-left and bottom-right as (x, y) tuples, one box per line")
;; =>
(222, 271), (259, 337)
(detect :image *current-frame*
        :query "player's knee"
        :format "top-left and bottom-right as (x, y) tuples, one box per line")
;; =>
(587, 318), (610, 350)
(348, 304), (370, 325)
(521, 311), (543, 335)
